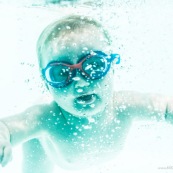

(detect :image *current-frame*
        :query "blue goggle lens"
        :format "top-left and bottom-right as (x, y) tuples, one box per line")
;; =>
(82, 55), (108, 79)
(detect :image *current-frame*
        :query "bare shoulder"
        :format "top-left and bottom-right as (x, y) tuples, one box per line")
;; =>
(0, 101), (61, 145)
(113, 90), (170, 120)
(113, 90), (148, 107)
(2, 101), (61, 129)
(26, 101), (61, 122)
(113, 90), (166, 107)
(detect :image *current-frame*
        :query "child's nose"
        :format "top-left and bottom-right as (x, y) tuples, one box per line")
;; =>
(73, 74), (90, 89)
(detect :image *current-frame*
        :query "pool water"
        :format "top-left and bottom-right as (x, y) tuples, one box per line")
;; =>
(0, 1), (173, 172)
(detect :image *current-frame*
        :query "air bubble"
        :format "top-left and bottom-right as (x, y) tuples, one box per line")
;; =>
(72, 77), (80, 81)
(97, 83), (101, 88)
(73, 132), (78, 136)
(66, 26), (71, 29)
(114, 118), (120, 124)
(85, 64), (92, 70)
(72, 43), (77, 47)
(89, 104), (95, 108)
(106, 135), (109, 138)
(83, 47), (88, 51)
(88, 117), (95, 123)
(62, 69), (66, 72)
(76, 88), (83, 93)
(83, 125), (92, 129)
(25, 79), (30, 83)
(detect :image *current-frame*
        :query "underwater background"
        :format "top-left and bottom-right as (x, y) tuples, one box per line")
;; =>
(0, 0), (173, 172)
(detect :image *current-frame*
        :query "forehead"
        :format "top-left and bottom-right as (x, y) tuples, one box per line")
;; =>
(41, 26), (110, 68)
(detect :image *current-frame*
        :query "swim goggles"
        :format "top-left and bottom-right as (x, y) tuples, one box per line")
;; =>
(42, 51), (120, 88)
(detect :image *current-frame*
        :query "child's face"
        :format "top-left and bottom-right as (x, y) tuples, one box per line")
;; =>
(41, 26), (114, 118)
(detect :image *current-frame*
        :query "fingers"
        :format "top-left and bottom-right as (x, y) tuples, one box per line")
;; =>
(1, 145), (12, 167)
(0, 146), (3, 163)
(0, 143), (12, 167)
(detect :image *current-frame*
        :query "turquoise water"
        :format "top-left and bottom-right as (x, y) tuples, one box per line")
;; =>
(0, 1), (173, 172)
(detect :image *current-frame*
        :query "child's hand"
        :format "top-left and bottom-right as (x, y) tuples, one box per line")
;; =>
(0, 137), (12, 167)
(0, 121), (12, 167)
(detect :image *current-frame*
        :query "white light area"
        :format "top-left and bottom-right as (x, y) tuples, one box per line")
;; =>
(111, 1), (173, 95)
(0, 1), (173, 173)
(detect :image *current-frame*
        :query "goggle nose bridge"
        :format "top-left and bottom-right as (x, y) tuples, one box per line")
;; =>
(66, 57), (90, 78)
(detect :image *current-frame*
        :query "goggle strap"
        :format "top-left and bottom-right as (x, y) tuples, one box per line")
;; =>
(110, 54), (121, 64)
(93, 51), (121, 64)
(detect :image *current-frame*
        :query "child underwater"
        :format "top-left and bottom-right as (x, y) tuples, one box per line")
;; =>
(0, 14), (173, 173)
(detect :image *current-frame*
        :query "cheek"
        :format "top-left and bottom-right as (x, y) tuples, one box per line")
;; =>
(96, 78), (114, 101)
(48, 86), (74, 103)
(49, 87), (65, 99)
(100, 73), (114, 89)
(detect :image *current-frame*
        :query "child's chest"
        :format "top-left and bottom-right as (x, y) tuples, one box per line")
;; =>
(40, 115), (130, 169)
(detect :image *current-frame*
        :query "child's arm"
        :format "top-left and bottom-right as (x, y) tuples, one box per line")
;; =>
(1, 105), (47, 145)
(114, 91), (173, 123)
(0, 121), (12, 166)
(0, 103), (52, 167)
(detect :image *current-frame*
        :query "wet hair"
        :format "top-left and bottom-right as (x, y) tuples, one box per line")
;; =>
(36, 14), (112, 69)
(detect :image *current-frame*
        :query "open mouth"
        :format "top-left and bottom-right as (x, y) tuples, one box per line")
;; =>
(75, 94), (96, 105)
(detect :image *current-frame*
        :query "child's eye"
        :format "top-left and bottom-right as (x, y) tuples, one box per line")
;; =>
(52, 66), (69, 75)
(83, 56), (106, 73)
(50, 65), (70, 82)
